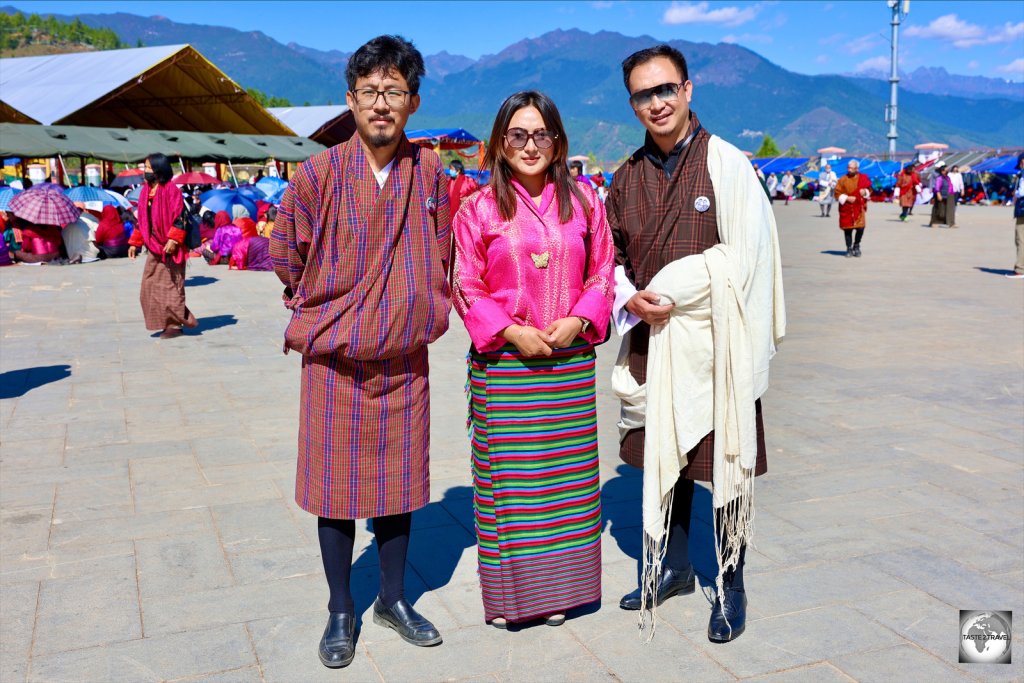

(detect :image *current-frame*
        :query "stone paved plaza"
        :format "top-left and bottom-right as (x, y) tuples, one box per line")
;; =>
(1, 201), (1022, 682)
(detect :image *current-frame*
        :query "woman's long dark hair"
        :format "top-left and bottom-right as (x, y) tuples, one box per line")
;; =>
(484, 91), (591, 224)
(146, 153), (174, 184)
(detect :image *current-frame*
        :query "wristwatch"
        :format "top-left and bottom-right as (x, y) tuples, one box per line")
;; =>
(577, 316), (591, 333)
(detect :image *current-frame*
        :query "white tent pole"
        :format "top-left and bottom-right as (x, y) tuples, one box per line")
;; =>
(178, 156), (186, 175)
(56, 155), (70, 184)
(227, 160), (238, 185)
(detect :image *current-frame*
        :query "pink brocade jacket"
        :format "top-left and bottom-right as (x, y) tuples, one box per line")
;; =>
(453, 180), (615, 353)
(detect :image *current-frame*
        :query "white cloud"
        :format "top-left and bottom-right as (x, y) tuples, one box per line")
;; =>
(818, 32), (844, 46)
(816, 54), (830, 64)
(966, 60), (979, 70)
(854, 55), (890, 73)
(846, 33), (879, 55)
(905, 14), (1024, 48)
(590, 1), (614, 8)
(662, 1), (760, 27)
(996, 58), (1024, 79)
(722, 32), (772, 45)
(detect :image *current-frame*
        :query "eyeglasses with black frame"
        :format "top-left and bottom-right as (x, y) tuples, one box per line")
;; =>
(350, 88), (411, 108)
(504, 128), (557, 150)
(629, 81), (685, 110)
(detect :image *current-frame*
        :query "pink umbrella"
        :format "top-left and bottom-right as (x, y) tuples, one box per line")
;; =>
(9, 186), (81, 226)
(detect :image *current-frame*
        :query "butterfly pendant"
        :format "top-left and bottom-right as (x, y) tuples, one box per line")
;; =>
(530, 252), (550, 269)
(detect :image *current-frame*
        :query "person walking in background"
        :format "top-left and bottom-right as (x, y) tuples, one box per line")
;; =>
(949, 165), (964, 206)
(896, 164), (920, 222)
(271, 35), (451, 669)
(447, 159), (478, 215)
(779, 170), (795, 205)
(929, 162), (956, 228)
(607, 44), (785, 644)
(765, 172), (777, 203)
(452, 90), (614, 631)
(817, 164), (837, 218)
(1010, 153), (1024, 279)
(835, 159), (871, 257)
(127, 153), (197, 338)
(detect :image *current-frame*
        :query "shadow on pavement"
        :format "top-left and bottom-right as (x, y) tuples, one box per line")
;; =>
(186, 314), (238, 335)
(350, 486), (476, 634)
(0, 364), (72, 399)
(820, 250), (849, 257)
(975, 267), (1017, 276)
(185, 275), (219, 287)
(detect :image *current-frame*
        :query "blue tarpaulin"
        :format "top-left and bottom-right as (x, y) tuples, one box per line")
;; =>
(406, 128), (481, 149)
(972, 155), (1018, 174)
(751, 157), (809, 174)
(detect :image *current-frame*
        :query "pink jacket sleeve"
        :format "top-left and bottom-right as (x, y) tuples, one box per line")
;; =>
(569, 190), (615, 345)
(452, 197), (517, 352)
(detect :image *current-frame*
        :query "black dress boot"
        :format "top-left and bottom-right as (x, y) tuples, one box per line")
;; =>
(318, 612), (355, 668)
(372, 597), (443, 646)
(708, 588), (747, 643)
(619, 565), (696, 610)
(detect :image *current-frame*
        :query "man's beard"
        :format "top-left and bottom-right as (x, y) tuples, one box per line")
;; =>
(368, 131), (396, 148)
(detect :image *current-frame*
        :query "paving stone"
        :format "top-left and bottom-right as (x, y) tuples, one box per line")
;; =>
(53, 473), (133, 523)
(132, 479), (281, 514)
(211, 498), (308, 553)
(684, 605), (897, 679)
(135, 533), (234, 599)
(142, 574), (322, 635)
(744, 662), (854, 682)
(227, 545), (322, 586)
(246, 612), (382, 683)
(48, 508), (213, 550)
(1, 580), (38, 683)
(28, 624), (255, 682)
(832, 643), (968, 683)
(32, 553), (141, 656)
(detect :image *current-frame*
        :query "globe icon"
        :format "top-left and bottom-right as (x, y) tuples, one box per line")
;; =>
(961, 612), (1011, 663)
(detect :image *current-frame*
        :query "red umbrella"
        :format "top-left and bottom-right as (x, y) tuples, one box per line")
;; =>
(110, 168), (144, 188)
(173, 172), (221, 185)
(9, 187), (81, 226)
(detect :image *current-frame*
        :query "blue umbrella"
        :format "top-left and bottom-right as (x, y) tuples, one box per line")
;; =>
(255, 177), (288, 198)
(103, 190), (132, 209)
(125, 186), (142, 203)
(0, 186), (22, 211)
(200, 188), (258, 218)
(65, 185), (120, 206)
(233, 184), (266, 203)
(267, 186), (288, 205)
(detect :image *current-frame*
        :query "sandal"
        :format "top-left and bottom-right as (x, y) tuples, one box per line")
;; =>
(489, 617), (507, 630)
(545, 613), (565, 627)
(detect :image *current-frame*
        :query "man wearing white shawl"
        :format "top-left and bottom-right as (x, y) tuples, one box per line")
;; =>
(606, 45), (786, 643)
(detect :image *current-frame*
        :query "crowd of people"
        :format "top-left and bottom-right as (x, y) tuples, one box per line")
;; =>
(0, 165), (280, 271)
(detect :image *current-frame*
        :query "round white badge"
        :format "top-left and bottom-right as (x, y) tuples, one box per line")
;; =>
(694, 196), (710, 212)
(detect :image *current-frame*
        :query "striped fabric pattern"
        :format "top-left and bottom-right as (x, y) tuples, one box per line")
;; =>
(469, 343), (602, 623)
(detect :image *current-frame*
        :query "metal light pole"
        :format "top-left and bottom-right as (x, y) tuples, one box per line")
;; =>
(885, 0), (910, 159)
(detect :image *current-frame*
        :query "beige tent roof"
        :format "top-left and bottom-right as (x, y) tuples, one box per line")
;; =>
(0, 44), (294, 135)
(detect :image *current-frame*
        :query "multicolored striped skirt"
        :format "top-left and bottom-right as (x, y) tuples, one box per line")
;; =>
(468, 343), (602, 623)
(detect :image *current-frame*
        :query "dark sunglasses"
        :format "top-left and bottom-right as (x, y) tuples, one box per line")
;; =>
(629, 81), (685, 110)
(504, 128), (557, 149)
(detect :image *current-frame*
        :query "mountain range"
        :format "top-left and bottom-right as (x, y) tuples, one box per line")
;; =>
(3, 6), (1021, 161)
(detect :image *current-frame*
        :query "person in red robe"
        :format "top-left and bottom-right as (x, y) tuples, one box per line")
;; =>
(896, 165), (920, 222)
(271, 35), (451, 669)
(835, 160), (872, 257)
(447, 159), (478, 215)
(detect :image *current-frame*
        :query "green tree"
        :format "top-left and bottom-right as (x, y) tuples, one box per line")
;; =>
(755, 134), (781, 157)
(784, 144), (802, 157)
(247, 87), (292, 108)
(136, 38), (144, 48)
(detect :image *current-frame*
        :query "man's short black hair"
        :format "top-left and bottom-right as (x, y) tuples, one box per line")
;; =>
(267, 206), (278, 221)
(345, 35), (425, 94)
(569, 160), (584, 173)
(621, 45), (689, 92)
(449, 160), (464, 174)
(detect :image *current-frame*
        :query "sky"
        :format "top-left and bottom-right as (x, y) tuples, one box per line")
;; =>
(8, 0), (1024, 81)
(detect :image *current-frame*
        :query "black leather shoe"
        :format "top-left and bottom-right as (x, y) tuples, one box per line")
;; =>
(318, 612), (355, 669)
(619, 566), (696, 610)
(372, 598), (443, 646)
(708, 588), (747, 643)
